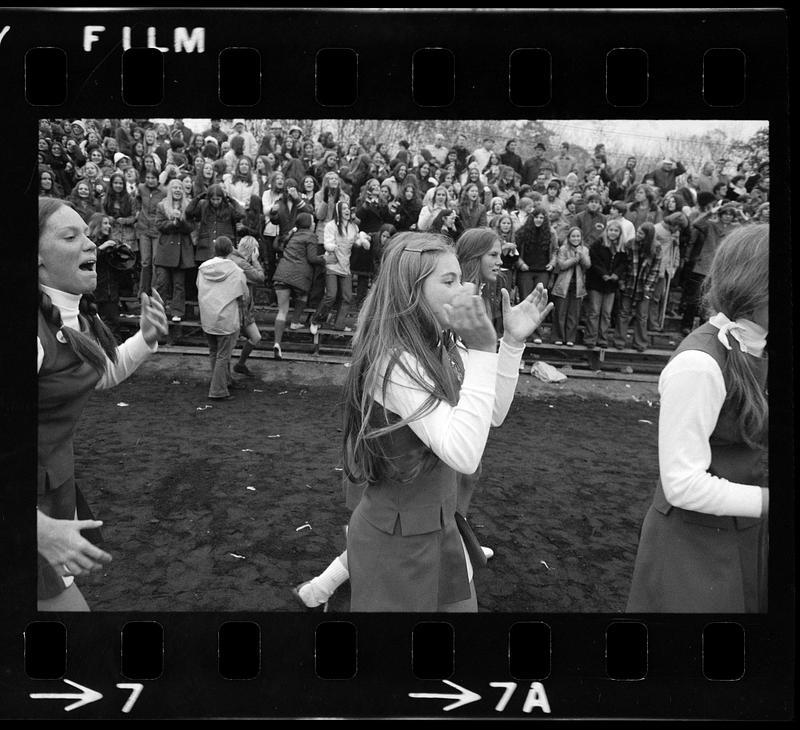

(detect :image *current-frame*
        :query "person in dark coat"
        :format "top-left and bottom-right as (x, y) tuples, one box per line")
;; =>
(185, 183), (244, 264)
(271, 212), (325, 359)
(499, 138), (523, 177)
(154, 179), (196, 322)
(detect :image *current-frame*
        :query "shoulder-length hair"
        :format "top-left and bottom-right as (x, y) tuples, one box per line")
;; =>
(456, 227), (500, 290)
(701, 223), (769, 447)
(637, 221), (656, 259)
(342, 232), (459, 485)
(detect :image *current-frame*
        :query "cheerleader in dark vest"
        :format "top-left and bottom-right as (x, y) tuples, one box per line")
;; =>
(627, 224), (769, 612)
(36, 197), (168, 611)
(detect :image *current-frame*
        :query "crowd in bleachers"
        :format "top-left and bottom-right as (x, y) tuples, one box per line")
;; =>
(37, 118), (770, 352)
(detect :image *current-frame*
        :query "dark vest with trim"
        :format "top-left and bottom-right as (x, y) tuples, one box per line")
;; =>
(652, 322), (767, 530)
(37, 310), (102, 598)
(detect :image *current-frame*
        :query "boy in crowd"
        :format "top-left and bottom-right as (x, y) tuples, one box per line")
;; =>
(197, 236), (249, 401)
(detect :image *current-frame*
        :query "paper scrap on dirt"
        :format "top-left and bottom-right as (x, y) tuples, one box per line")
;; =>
(246, 486), (256, 491)
(267, 434), (280, 439)
(540, 560), (551, 570)
(638, 419), (653, 425)
(171, 380), (181, 384)
(278, 391), (288, 395)
(116, 402), (129, 407)
(229, 553), (246, 559)
(295, 523), (311, 532)
(241, 448), (254, 452)
(196, 405), (213, 411)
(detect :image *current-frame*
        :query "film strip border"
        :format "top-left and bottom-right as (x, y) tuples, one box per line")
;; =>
(1, 9), (788, 115)
(13, 614), (787, 718)
(1, 7), (792, 721)
(24, 45), (750, 110)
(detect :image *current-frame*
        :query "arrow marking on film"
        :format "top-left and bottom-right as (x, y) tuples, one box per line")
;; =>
(30, 678), (103, 712)
(409, 679), (481, 711)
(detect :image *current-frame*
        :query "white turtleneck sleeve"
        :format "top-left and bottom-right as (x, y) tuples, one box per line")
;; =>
(37, 285), (157, 387)
(374, 338), (525, 475)
(658, 316), (766, 518)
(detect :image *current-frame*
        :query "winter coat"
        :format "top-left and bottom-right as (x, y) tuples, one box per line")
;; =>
(322, 220), (361, 277)
(576, 209), (608, 247)
(135, 183), (166, 237)
(154, 200), (195, 269)
(273, 228), (325, 292)
(458, 202), (488, 230)
(185, 196), (244, 262)
(586, 241), (627, 294)
(197, 257), (249, 335)
(552, 244), (591, 298)
(268, 196), (313, 248)
(619, 240), (663, 303)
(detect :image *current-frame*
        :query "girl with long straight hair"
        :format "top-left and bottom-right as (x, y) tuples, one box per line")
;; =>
(628, 224), (769, 612)
(342, 232), (552, 611)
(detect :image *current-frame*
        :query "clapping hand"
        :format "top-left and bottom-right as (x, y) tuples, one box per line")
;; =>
(501, 283), (554, 345)
(139, 289), (169, 347)
(442, 282), (497, 353)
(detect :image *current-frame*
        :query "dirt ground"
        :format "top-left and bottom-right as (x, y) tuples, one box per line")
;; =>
(77, 356), (661, 613)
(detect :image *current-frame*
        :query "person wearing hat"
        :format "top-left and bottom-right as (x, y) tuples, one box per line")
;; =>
(201, 119), (228, 147)
(231, 118), (258, 162)
(113, 152), (132, 173)
(284, 124), (304, 161)
(680, 195), (741, 335)
(647, 157), (686, 194)
(69, 120), (87, 147)
(521, 142), (550, 187)
(197, 235), (249, 400)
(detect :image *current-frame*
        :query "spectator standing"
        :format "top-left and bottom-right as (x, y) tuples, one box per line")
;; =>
(613, 222), (661, 351)
(135, 169), (166, 296)
(154, 179), (195, 323)
(230, 119), (259, 162)
(575, 193), (607, 247)
(551, 227), (591, 346)
(647, 157), (686, 194)
(499, 139), (523, 177)
(584, 219), (627, 349)
(551, 142), (578, 179)
(311, 202), (362, 334)
(197, 235), (249, 400)
(186, 183), (244, 264)
(458, 183), (488, 230)
(680, 199), (742, 334)
(229, 235), (265, 376)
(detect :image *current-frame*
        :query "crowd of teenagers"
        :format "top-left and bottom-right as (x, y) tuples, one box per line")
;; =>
(38, 118), (771, 359)
(36, 119), (770, 614)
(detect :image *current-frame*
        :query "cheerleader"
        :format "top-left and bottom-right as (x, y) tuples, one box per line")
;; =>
(627, 225), (769, 612)
(37, 198), (168, 610)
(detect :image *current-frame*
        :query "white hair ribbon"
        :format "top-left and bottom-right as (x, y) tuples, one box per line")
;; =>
(709, 312), (749, 354)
